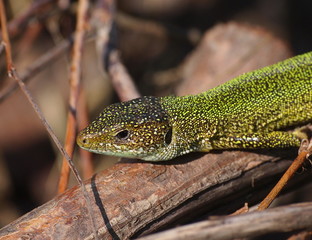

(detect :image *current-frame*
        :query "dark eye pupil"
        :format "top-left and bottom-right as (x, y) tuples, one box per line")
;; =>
(116, 130), (129, 140)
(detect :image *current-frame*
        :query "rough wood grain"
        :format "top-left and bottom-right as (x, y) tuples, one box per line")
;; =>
(137, 203), (312, 240)
(0, 150), (302, 240)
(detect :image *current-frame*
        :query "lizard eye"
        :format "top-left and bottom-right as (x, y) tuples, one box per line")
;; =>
(164, 127), (172, 145)
(115, 130), (130, 140)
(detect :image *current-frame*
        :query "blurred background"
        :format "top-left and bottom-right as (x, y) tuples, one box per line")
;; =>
(0, 0), (311, 228)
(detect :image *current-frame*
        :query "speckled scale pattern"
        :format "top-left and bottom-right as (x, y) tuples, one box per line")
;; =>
(160, 52), (312, 154)
(77, 96), (174, 160)
(77, 52), (312, 161)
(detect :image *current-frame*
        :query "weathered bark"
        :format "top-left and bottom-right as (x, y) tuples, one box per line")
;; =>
(137, 203), (312, 240)
(0, 150), (306, 240)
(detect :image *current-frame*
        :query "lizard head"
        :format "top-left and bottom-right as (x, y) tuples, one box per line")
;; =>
(76, 96), (175, 161)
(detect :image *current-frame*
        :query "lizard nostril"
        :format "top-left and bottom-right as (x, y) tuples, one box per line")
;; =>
(77, 134), (89, 147)
(82, 138), (88, 144)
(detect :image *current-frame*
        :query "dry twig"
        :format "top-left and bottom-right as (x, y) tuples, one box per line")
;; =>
(57, 0), (89, 193)
(78, 89), (94, 179)
(93, 0), (140, 101)
(0, 38), (71, 102)
(0, 1), (98, 239)
(258, 140), (311, 210)
(56, 0), (99, 237)
(6, 0), (54, 38)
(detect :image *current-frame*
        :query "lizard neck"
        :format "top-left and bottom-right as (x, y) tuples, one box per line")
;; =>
(159, 94), (218, 156)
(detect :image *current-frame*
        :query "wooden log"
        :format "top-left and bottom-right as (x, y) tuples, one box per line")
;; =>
(0, 150), (305, 240)
(137, 203), (312, 240)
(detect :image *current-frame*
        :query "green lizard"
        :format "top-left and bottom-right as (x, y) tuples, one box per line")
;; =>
(77, 52), (312, 161)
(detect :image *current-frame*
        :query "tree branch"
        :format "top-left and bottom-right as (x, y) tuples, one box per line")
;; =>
(138, 203), (312, 240)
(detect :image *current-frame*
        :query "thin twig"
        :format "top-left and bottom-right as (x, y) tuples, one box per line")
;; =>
(0, 38), (71, 103)
(56, 0), (100, 238)
(57, 0), (89, 194)
(0, 1), (98, 239)
(1, 7), (13, 70)
(257, 141), (310, 210)
(7, 0), (54, 38)
(78, 88), (94, 179)
(108, 50), (141, 101)
(16, 20), (43, 54)
(93, 0), (141, 101)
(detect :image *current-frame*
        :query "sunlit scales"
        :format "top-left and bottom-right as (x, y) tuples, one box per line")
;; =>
(77, 52), (312, 161)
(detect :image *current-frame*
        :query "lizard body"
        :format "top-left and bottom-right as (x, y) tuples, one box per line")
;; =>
(77, 52), (312, 161)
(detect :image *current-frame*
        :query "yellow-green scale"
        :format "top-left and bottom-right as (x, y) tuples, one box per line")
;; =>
(77, 52), (312, 161)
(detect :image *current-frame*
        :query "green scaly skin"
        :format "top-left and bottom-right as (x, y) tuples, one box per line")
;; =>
(77, 52), (312, 161)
